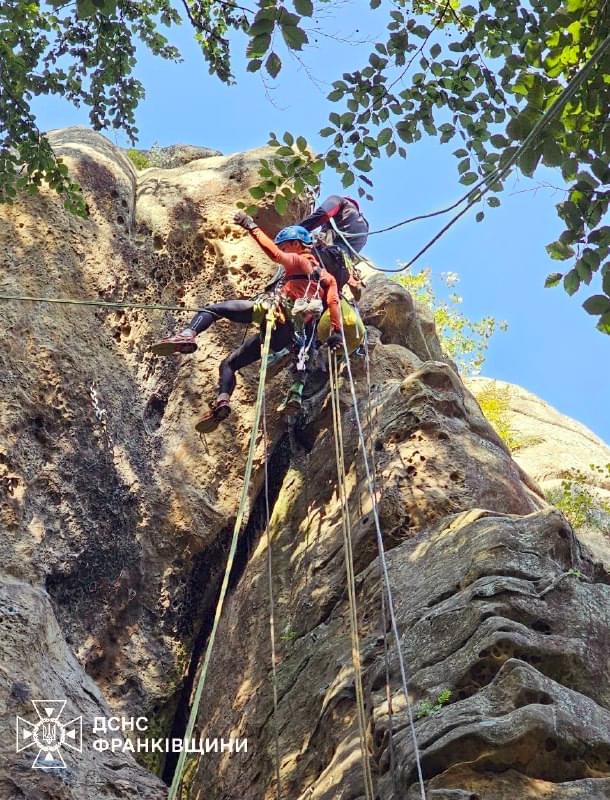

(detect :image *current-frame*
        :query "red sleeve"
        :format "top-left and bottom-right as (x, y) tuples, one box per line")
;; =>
(249, 227), (314, 276)
(320, 271), (342, 331)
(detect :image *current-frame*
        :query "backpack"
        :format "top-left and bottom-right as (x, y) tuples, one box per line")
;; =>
(313, 245), (352, 290)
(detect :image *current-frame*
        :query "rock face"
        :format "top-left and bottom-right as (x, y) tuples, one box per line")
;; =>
(0, 128), (609, 800)
(128, 143), (223, 169)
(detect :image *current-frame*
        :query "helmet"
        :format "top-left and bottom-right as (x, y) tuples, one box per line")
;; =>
(274, 225), (313, 246)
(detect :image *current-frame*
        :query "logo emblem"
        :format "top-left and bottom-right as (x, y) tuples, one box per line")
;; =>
(16, 701), (82, 768)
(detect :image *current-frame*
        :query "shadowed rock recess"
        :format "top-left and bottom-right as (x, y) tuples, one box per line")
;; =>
(0, 128), (608, 799)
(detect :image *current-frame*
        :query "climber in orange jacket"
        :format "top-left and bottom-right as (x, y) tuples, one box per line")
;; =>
(150, 213), (343, 432)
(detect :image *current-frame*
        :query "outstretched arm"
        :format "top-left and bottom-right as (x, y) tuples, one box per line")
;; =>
(234, 212), (314, 276)
(299, 195), (344, 232)
(249, 227), (314, 275)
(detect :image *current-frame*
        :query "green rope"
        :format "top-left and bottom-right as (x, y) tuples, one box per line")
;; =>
(0, 293), (205, 314)
(168, 313), (275, 800)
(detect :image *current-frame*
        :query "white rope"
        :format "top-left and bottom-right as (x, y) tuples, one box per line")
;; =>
(328, 351), (375, 800)
(338, 330), (428, 800)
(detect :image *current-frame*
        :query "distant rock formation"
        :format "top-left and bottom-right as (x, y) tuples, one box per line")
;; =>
(468, 377), (610, 568)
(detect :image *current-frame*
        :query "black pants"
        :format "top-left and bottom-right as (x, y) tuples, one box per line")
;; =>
(189, 300), (297, 397)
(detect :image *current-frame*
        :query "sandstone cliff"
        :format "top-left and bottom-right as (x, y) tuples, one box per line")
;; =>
(0, 128), (608, 800)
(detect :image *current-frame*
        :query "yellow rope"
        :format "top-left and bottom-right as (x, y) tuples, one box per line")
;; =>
(262, 396), (282, 800)
(168, 313), (275, 800)
(328, 350), (375, 800)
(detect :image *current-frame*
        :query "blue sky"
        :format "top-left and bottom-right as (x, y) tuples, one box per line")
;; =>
(33, 5), (609, 443)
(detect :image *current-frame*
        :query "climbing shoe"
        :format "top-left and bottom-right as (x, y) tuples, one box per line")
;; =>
(195, 395), (231, 434)
(150, 332), (197, 356)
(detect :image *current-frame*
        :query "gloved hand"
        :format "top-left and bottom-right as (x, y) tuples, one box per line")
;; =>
(311, 266), (322, 282)
(233, 211), (257, 231)
(327, 331), (343, 351)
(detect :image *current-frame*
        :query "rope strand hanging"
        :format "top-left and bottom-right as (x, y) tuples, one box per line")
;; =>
(168, 313), (275, 800)
(328, 350), (375, 800)
(337, 328), (428, 800)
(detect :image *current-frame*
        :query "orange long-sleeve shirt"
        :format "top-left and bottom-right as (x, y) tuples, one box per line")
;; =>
(249, 226), (342, 331)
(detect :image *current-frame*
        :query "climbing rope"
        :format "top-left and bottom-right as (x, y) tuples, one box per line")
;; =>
(0, 293), (210, 314)
(361, 334), (399, 793)
(168, 313), (275, 800)
(337, 329), (428, 800)
(328, 350), (375, 800)
(262, 395), (282, 800)
(331, 30), (610, 272)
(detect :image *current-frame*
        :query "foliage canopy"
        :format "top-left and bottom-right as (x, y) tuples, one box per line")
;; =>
(1, 0), (609, 329)
(397, 269), (507, 375)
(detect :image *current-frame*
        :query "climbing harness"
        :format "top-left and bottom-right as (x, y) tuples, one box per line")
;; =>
(338, 327), (428, 800)
(328, 350), (375, 800)
(168, 313), (275, 800)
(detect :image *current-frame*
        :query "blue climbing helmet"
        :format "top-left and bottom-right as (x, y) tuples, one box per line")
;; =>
(274, 225), (313, 246)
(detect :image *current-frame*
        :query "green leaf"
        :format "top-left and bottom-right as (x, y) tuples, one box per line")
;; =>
(542, 138), (563, 167)
(246, 34), (272, 59)
(546, 240), (575, 261)
(281, 24), (308, 50)
(460, 172), (478, 185)
(283, 131), (294, 146)
(249, 17), (275, 36)
(76, 0), (97, 18)
(341, 170), (355, 188)
(274, 194), (288, 216)
(603, 271), (610, 296)
(487, 196), (501, 208)
(412, 24), (430, 38)
(265, 52), (282, 78)
(597, 311), (610, 334)
(490, 134), (509, 149)
(519, 146), (542, 177)
(575, 259), (592, 284)
(296, 135), (308, 153)
(396, 121), (412, 143)
(545, 272), (563, 288)
(476, 211), (484, 222)
(430, 43), (441, 59)
(247, 59), (263, 72)
(563, 269), (580, 295)
(294, 0), (313, 15)
(582, 295), (610, 315)
(320, 127), (335, 137)
(591, 158), (610, 183)
(249, 186), (266, 199)
(377, 128), (392, 146)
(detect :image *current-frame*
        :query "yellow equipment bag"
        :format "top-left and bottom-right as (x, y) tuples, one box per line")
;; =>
(317, 298), (365, 354)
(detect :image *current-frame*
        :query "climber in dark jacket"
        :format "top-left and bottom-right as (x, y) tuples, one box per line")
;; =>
(299, 195), (369, 254)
